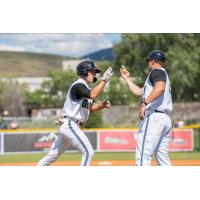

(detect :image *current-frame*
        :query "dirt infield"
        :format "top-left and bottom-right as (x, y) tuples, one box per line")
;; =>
(0, 160), (200, 166)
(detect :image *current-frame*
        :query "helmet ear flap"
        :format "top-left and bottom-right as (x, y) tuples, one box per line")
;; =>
(76, 61), (89, 76)
(81, 67), (89, 76)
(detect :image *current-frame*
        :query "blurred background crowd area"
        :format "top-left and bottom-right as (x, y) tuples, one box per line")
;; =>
(0, 33), (200, 129)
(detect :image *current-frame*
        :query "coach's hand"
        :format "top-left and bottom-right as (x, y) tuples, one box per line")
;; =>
(102, 67), (113, 82)
(120, 65), (130, 80)
(139, 104), (146, 120)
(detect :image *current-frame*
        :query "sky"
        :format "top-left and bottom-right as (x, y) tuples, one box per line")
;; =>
(0, 33), (121, 57)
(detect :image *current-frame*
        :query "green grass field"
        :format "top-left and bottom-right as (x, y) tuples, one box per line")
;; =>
(0, 152), (199, 163)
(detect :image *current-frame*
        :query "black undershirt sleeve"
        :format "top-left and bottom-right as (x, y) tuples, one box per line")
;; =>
(70, 83), (91, 101)
(149, 69), (167, 86)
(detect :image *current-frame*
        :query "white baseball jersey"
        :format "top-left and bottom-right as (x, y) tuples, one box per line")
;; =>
(62, 78), (93, 123)
(142, 68), (173, 113)
(37, 78), (94, 166)
(136, 67), (173, 166)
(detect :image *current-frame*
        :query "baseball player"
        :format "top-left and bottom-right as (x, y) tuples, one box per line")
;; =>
(37, 60), (113, 166)
(120, 50), (173, 166)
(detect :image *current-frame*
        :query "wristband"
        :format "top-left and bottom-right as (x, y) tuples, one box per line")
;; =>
(140, 99), (148, 106)
(143, 100), (148, 105)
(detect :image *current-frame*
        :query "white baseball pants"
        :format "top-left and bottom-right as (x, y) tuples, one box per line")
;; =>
(37, 118), (94, 166)
(136, 112), (172, 166)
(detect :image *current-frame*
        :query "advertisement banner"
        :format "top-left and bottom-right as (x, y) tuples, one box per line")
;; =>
(1, 129), (193, 153)
(4, 132), (56, 152)
(99, 129), (193, 152)
(0, 133), (1, 153)
(169, 129), (193, 151)
(99, 130), (137, 151)
(33, 131), (97, 151)
(4, 131), (97, 153)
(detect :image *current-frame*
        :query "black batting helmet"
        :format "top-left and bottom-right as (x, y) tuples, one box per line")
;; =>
(76, 60), (101, 76)
(146, 50), (166, 63)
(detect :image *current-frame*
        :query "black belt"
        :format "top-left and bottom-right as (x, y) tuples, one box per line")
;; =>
(155, 110), (165, 113)
(63, 116), (82, 125)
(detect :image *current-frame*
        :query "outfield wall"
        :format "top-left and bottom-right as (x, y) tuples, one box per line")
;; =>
(0, 128), (193, 154)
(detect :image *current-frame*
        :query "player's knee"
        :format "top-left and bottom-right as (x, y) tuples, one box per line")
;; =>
(82, 147), (94, 158)
(155, 149), (167, 158)
(88, 148), (94, 158)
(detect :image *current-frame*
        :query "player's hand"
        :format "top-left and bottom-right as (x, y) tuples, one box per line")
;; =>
(101, 100), (111, 109)
(139, 105), (146, 120)
(120, 65), (130, 80)
(102, 67), (113, 82)
(54, 118), (64, 126)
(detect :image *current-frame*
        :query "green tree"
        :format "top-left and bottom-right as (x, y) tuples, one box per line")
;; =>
(96, 60), (113, 73)
(114, 33), (200, 101)
(94, 61), (137, 105)
(0, 80), (27, 116)
(103, 76), (137, 105)
(83, 112), (103, 128)
(25, 69), (77, 108)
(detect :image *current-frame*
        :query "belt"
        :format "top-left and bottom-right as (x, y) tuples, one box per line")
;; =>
(63, 116), (83, 125)
(155, 110), (165, 113)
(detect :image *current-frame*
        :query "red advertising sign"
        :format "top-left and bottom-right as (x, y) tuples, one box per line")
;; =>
(99, 129), (193, 152)
(169, 129), (193, 151)
(99, 130), (137, 151)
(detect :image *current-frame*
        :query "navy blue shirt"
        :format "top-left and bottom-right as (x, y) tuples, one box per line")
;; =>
(149, 69), (167, 86)
(70, 83), (91, 101)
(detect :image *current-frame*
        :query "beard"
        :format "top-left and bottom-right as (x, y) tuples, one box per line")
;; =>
(93, 77), (97, 83)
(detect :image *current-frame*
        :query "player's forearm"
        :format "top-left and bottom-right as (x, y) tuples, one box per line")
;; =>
(90, 80), (106, 99)
(145, 86), (165, 104)
(124, 77), (143, 96)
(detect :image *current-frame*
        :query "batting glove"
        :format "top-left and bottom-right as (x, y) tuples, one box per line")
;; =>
(102, 67), (113, 82)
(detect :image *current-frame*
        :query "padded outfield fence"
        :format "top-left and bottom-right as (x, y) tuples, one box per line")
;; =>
(0, 128), (195, 154)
